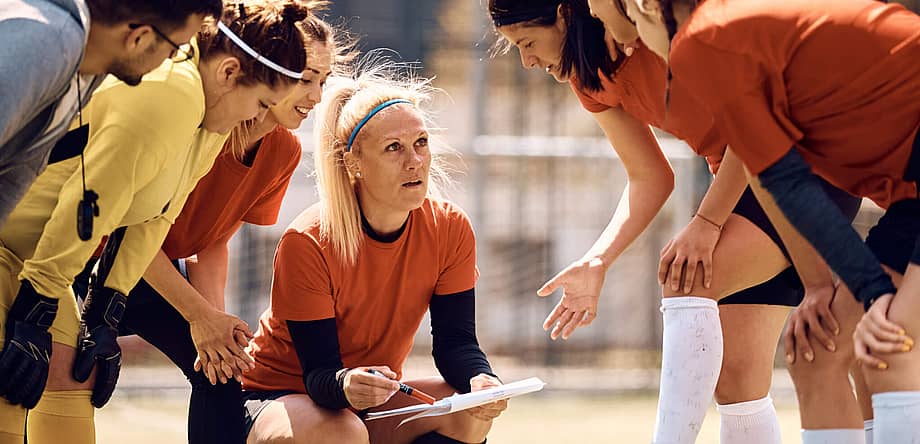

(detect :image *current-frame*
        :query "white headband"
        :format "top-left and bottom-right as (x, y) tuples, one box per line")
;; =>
(217, 21), (303, 80)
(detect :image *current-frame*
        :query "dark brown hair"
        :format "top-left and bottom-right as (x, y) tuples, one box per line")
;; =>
(86, 0), (223, 32)
(488, 0), (623, 92)
(196, 0), (326, 89)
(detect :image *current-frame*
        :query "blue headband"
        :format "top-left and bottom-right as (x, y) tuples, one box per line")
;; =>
(345, 99), (412, 152)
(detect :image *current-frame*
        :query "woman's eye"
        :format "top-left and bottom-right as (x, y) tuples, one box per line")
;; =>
(259, 102), (269, 109)
(415, 138), (428, 147)
(524, 42), (534, 49)
(386, 142), (400, 151)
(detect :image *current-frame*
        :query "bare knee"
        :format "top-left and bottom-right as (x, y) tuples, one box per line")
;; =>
(310, 410), (368, 444)
(787, 345), (855, 383)
(433, 412), (492, 443)
(715, 354), (772, 404)
(45, 343), (93, 391)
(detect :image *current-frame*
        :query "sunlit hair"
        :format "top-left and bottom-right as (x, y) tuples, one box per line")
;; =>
(312, 58), (454, 265)
(225, 1), (359, 162)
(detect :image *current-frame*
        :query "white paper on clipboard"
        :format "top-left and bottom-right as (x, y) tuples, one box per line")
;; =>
(364, 377), (546, 426)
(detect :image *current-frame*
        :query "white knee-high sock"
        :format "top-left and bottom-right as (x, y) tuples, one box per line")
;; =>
(717, 396), (781, 444)
(801, 429), (864, 444)
(864, 419), (873, 444)
(653, 297), (723, 444)
(873, 391), (920, 443)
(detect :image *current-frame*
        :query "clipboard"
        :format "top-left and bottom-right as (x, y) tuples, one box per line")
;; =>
(365, 377), (546, 426)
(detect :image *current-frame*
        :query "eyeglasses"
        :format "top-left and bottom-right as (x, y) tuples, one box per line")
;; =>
(129, 23), (195, 62)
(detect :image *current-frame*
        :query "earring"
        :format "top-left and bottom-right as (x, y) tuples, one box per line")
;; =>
(354, 171), (362, 178)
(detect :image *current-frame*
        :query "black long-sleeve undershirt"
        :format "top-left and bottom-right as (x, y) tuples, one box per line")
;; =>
(757, 149), (898, 308)
(286, 287), (496, 409)
(429, 288), (496, 393)
(286, 318), (349, 410)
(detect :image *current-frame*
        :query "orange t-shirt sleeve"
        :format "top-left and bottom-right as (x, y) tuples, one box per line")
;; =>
(270, 230), (336, 321)
(434, 207), (479, 295)
(244, 136), (302, 226)
(569, 81), (613, 114)
(672, 35), (803, 175)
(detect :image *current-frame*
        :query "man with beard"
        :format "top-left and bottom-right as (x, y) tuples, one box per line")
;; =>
(0, 0), (222, 228)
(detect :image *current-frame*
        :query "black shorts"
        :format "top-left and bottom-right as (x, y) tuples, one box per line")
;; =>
(865, 126), (920, 274)
(242, 390), (299, 437)
(865, 199), (920, 274)
(719, 178), (862, 307)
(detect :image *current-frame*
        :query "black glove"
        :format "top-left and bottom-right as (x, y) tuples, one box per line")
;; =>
(72, 285), (126, 408)
(0, 280), (59, 408)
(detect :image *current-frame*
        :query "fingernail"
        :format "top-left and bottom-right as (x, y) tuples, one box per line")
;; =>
(878, 362), (888, 370)
(905, 337), (915, 347)
(903, 344), (912, 352)
(805, 352), (814, 362)
(900, 329), (906, 336)
(834, 328), (840, 336)
(785, 354), (793, 364)
(828, 343), (836, 352)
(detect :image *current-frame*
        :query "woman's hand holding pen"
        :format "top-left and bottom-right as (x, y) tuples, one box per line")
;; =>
(465, 374), (508, 422)
(342, 366), (400, 410)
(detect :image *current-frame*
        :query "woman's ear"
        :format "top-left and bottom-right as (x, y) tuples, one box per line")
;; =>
(343, 151), (361, 178)
(556, 3), (567, 29)
(214, 57), (243, 89)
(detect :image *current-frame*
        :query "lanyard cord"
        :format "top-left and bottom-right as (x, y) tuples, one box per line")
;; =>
(78, 76), (86, 192)
(75, 75), (98, 241)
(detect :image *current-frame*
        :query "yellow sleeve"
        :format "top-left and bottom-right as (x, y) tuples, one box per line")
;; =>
(19, 123), (160, 299)
(102, 218), (172, 294)
(19, 65), (203, 299)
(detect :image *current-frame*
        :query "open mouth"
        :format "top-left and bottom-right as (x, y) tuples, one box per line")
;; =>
(294, 106), (311, 118)
(402, 180), (423, 188)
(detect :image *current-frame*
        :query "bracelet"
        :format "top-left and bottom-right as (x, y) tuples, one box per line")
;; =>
(693, 213), (723, 231)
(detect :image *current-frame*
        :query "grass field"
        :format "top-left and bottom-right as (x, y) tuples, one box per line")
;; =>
(96, 391), (806, 444)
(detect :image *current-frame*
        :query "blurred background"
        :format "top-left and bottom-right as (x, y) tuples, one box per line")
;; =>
(103, 1), (919, 442)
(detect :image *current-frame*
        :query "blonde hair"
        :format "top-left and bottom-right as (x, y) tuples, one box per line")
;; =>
(313, 61), (454, 265)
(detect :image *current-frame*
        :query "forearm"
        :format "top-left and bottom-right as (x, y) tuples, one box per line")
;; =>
(430, 289), (495, 393)
(585, 107), (674, 267)
(143, 249), (214, 322)
(286, 319), (349, 410)
(695, 147), (747, 225)
(755, 149), (895, 306)
(585, 177), (673, 266)
(20, 175), (127, 298)
(186, 241), (230, 311)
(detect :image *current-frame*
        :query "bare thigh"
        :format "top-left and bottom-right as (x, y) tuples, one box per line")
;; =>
(247, 394), (368, 444)
(662, 214), (790, 300)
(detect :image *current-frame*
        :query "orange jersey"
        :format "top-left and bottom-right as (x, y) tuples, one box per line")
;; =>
(671, 0), (920, 208)
(570, 43), (726, 171)
(162, 126), (301, 259)
(242, 198), (479, 393)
